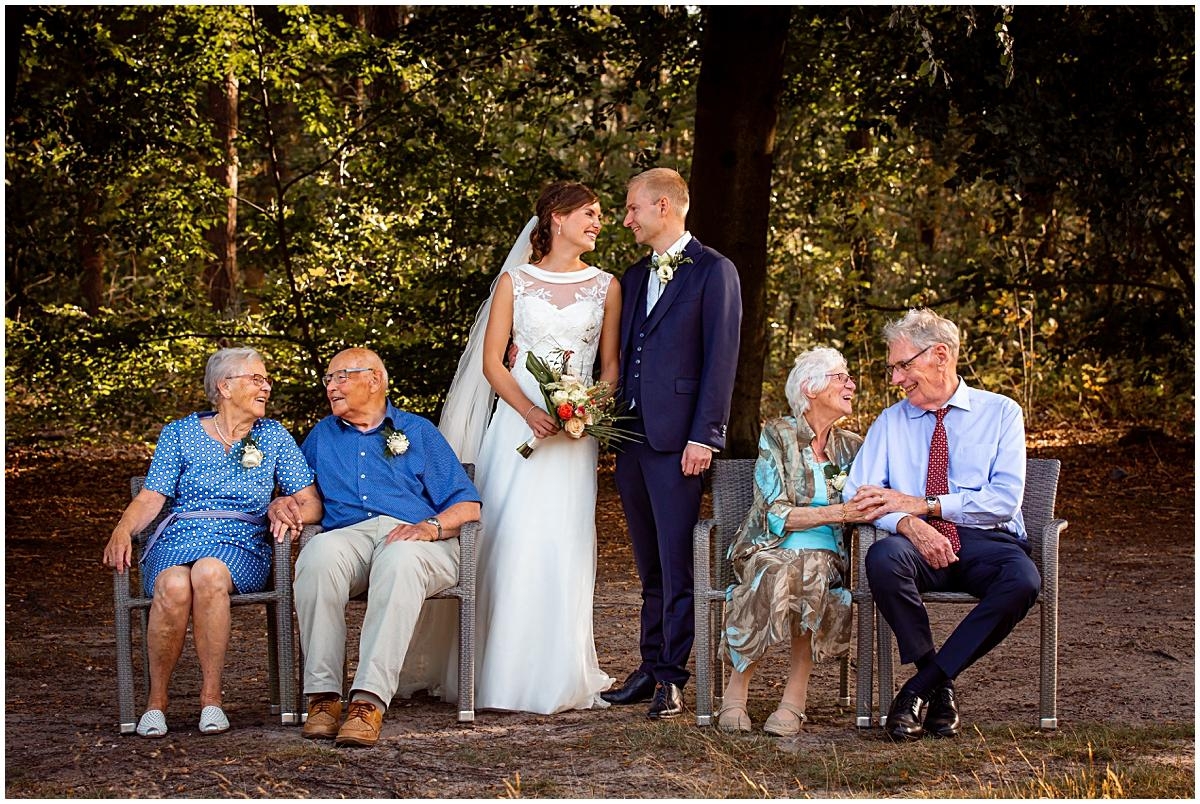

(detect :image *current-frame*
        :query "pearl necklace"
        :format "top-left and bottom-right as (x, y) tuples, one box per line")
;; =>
(212, 416), (242, 449)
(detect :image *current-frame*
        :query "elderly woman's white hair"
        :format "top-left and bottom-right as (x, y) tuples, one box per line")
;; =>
(882, 308), (960, 362)
(785, 347), (848, 418)
(204, 347), (263, 407)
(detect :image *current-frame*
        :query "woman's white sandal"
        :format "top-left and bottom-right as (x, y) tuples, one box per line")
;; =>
(763, 702), (807, 737)
(136, 709), (168, 738)
(198, 705), (229, 735)
(716, 698), (752, 732)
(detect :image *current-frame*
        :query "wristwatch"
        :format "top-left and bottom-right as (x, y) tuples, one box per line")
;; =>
(924, 495), (938, 517)
(424, 517), (443, 540)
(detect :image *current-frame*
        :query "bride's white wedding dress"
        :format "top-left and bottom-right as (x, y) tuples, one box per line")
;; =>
(473, 263), (615, 713)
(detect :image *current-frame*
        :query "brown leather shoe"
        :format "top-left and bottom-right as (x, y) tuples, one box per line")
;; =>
(334, 700), (384, 747)
(302, 693), (343, 740)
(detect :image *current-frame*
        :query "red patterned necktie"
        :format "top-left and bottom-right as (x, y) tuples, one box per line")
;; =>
(925, 407), (961, 552)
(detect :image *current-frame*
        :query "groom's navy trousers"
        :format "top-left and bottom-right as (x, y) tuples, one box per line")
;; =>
(615, 415), (704, 687)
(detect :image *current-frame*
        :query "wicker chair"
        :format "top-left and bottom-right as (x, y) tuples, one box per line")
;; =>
(113, 477), (300, 734)
(692, 459), (853, 727)
(853, 457), (1067, 730)
(296, 463), (478, 723)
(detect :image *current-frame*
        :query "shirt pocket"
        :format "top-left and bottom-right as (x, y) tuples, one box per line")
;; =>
(950, 444), (994, 490)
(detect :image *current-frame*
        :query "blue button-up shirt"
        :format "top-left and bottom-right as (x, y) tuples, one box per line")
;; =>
(843, 379), (1026, 540)
(301, 401), (481, 531)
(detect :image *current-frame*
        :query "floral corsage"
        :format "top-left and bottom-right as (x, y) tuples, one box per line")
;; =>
(239, 434), (264, 469)
(383, 424), (410, 458)
(823, 462), (851, 499)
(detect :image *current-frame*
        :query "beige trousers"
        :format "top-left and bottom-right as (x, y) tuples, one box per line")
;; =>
(294, 515), (459, 707)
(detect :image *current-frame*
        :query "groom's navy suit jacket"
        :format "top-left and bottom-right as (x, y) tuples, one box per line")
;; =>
(618, 235), (742, 451)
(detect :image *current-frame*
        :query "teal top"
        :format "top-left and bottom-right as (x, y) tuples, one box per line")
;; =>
(776, 455), (839, 553)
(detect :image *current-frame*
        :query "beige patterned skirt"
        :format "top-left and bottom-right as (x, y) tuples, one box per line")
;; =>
(719, 548), (852, 672)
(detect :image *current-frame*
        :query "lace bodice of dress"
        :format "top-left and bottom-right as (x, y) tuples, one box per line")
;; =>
(509, 264), (611, 383)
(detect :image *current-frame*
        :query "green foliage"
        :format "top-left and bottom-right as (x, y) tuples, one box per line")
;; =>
(757, 6), (1193, 434)
(5, 6), (1192, 441)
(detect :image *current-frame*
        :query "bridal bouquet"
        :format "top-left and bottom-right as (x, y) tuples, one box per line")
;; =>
(517, 350), (638, 458)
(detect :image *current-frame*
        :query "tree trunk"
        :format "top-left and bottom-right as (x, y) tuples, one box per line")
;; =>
(687, 7), (791, 458)
(78, 193), (104, 315)
(203, 71), (239, 312)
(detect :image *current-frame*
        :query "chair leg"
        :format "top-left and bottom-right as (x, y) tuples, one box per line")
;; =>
(712, 601), (726, 717)
(137, 608), (151, 711)
(274, 595), (300, 725)
(854, 598), (875, 728)
(693, 593), (713, 727)
(115, 601), (138, 735)
(1040, 597), (1058, 730)
(838, 655), (851, 708)
(876, 610), (895, 728)
(457, 593), (475, 723)
(266, 602), (281, 715)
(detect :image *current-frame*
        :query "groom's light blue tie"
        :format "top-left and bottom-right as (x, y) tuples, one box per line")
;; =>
(646, 253), (663, 313)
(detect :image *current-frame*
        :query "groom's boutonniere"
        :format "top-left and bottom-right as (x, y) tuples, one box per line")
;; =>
(652, 251), (693, 286)
(382, 423), (410, 458)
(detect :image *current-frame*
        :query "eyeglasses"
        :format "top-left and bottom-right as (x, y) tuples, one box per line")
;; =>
(322, 367), (374, 386)
(825, 372), (855, 385)
(885, 345), (933, 375)
(226, 373), (273, 387)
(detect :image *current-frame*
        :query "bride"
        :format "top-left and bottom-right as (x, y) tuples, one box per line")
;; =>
(439, 181), (620, 713)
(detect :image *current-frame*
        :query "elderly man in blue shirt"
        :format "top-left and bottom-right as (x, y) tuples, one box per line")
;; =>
(843, 309), (1039, 742)
(269, 347), (481, 748)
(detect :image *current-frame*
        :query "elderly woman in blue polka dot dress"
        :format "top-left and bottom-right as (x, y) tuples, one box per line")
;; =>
(102, 348), (317, 739)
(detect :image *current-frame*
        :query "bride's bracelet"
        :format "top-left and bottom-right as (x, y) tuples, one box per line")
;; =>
(522, 403), (538, 423)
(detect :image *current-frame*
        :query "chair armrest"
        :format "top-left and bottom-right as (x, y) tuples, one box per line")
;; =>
(456, 520), (478, 592)
(271, 528), (294, 587)
(853, 525), (886, 596)
(1033, 517), (1066, 580)
(297, 523), (324, 553)
(693, 518), (717, 595)
(112, 564), (135, 607)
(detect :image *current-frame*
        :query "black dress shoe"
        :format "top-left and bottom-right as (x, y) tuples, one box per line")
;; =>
(647, 682), (683, 719)
(600, 670), (656, 705)
(923, 685), (961, 738)
(884, 689), (925, 742)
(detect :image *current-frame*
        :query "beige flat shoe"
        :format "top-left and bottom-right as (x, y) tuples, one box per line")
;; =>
(716, 700), (751, 732)
(763, 702), (806, 737)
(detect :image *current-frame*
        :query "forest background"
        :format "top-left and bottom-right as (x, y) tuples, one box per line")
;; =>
(4, 6), (1196, 798)
(5, 5), (1194, 447)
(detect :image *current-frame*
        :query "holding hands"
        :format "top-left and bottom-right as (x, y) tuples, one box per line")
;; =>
(847, 484), (959, 569)
(267, 485), (322, 543)
(268, 496), (304, 542)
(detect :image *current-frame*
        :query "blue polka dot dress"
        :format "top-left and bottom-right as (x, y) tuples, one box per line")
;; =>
(140, 413), (315, 597)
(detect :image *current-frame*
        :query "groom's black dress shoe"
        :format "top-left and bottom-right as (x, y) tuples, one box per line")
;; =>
(647, 682), (683, 719)
(600, 670), (655, 705)
(884, 689), (926, 742)
(923, 684), (961, 738)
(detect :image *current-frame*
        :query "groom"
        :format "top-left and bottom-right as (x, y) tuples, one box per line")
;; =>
(605, 167), (742, 718)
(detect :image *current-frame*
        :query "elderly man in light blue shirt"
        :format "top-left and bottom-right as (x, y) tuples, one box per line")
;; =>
(844, 309), (1039, 743)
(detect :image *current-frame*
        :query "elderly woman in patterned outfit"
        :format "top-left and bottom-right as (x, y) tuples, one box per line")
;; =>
(102, 347), (317, 738)
(718, 347), (880, 735)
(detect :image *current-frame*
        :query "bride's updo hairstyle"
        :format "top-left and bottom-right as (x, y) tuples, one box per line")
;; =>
(530, 180), (600, 262)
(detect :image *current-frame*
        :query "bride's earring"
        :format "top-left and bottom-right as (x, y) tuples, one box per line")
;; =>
(557, 224), (562, 235)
